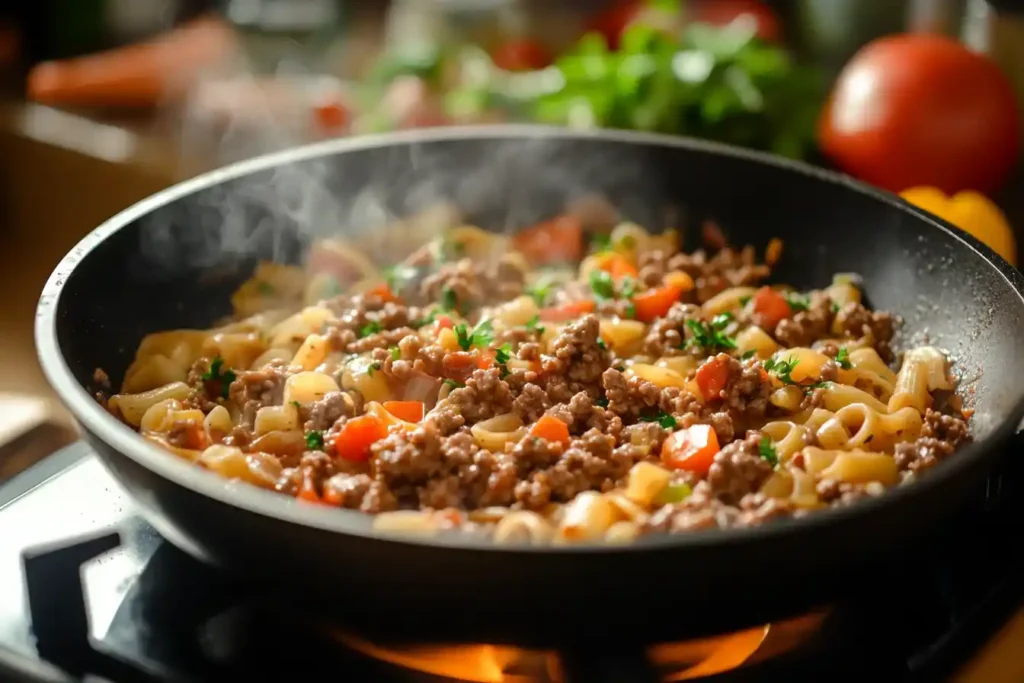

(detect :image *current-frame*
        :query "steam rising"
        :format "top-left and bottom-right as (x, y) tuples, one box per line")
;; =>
(136, 54), (665, 278)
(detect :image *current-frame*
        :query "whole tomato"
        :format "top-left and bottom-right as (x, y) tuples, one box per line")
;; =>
(690, 0), (781, 42)
(818, 34), (1021, 194)
(492, 39), (552, 71)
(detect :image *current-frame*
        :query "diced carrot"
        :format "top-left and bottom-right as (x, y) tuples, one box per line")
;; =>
(367, 283), (401, 303)
(512, 215), (583, 264)
(765, 238), (784, 266)
(445, 351), (479, 371)
(664, 271), (695, 292)
(434, 315), (455, 330)
(528, 414), (571, 446)
(632, 284), (682, 323)
(334, 415), (389, 462)
(539, 299), (596, 322)
(696, 355), (731, 400)
(597, 252), (639, 281)
(297, 469), (322, 503)
(322, 485), (343, 506)
(751, 286), (792, 329)
(382, 401), (425, 422)
(661, 424), (721, 475)
(962, 408), (975, 420)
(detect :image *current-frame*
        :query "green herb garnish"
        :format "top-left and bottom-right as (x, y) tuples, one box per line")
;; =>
(454, 319), (494, 351)
(590, 233), (612, 253)
(785, 292), (810, 312)
(596, 338), (607, 350)
(257, 281), (275, 295)
(595, 397), (609, 408)
(620, 277), (637, 299)
(442, 378), (465, 389)
(291, 400), (301, 410)
(835, 346), (852, 370)
(526, 276), (554, 307)
(389, 346), (401, 361)
(526, 314), (546, 336)
(624, 302), (637, 319)
(367, 361), (382, 377)
(758, 435), (779, 467)
(359, 321), (383, 338)
(655, 482), (692, 505)
(831, 301), (841, 314)
(762, 356), (799, 384)
(383, 264), (418, 293)
(589, 269), (616, 300)
(305, 430), (325, 450)
(494, 342), (512, 378)
(440, 286), (458, 311)
(200, 356), (236, 399)
(739, 295), (752, 307)
(741, 349), (757, 360)
(685, 316), (737, 351)
(640, 410), (678, 429)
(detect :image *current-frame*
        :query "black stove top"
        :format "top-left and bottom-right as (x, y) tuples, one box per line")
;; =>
(0, 443), (1022, 683)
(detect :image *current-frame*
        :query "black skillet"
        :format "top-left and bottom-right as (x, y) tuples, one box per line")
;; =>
(35, 126), (1024, 648)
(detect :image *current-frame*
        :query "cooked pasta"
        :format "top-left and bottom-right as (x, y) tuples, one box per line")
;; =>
(100, 217), (973, 544)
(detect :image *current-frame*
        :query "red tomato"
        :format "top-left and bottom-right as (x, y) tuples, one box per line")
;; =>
(690, 0), (781, 42)
(587, 0), (644, 49)
(492, 39), (552, 71)
(819, 34), (1021, 195)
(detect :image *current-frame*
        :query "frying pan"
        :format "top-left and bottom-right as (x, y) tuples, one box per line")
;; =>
(35, 126), (1024, 648)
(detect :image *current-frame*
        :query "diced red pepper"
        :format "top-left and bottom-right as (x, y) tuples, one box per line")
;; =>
(334, 415), (388, 462)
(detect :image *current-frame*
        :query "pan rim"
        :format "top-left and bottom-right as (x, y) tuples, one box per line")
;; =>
(34, 124), (1024, 554)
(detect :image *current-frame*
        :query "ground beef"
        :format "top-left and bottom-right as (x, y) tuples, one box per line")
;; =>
(716, 354), (772, 420)
(706, 434), (772, 504)
(642, 484), (741, 533)
(637, 249), (668, 287)
(544, 315), (611, 388)
(444, 368), (514, 423)
(667, 246), (771, 304)
(643, 302), (704, 358)
(774, 292), (835, 347)
(227, 361), (290, 429)
(834, 302), (897, 361)
(420, 255), (526, 309)
(602, 368), (662, 419)
(184, 359), (220, 412)
(737, 493), (795, 525)
(301, 391), (357, 432)
(619, 421), (669, 453)
(347, 326), (418, 354)
(893, 409), (970, 473)
(816, 479), (867, 506)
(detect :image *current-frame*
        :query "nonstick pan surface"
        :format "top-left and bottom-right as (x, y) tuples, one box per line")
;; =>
(36, 126), (1024, 646)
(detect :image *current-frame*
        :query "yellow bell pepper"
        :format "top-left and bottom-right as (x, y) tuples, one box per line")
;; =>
(900, 187), (1017, 266)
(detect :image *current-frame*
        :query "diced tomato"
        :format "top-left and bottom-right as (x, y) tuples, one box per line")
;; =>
(597, 252), (639, 281)
(334, 415), (388, 462)
(696, 354), (731, 400)
(367, 283), (401, 303)
(174, 422), (207, 451)
(492, 39), (552, 71)
(661, 424), (721, 475)
(512, 215), (584, 265)
(632, 284), (682, 323)
(434, 315), (455, 330)
(528, 414), (571, 446)
(313, 99), (351, 133)
(382, 401), (424, 423)
(297, 469), (322, 503)
(539, 299), (596, 322)
(751, 286), (792, 329)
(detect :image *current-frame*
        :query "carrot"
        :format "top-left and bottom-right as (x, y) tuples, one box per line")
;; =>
(27, 16), (238, 108)
(382, 401), (424, 422)
(539, 299), (596, 322)
(322, 485), (343, 507)
(632, 284), (682, 323)
(597, 253), (639, 280)
(367, 283), (401, 304)
(696, 355), (731, 400)
(434, 315), (455, 330)
(512, 215), (583, 264)
(765, 238), (784, 266)
(445, 351), (479, 371)
(297, 469), (322, 503)
(751, 286), (792, 329)
(664, 271), (695, 292)
(528, 414), (571, 446)
(334, 415), (389, 462)
(662, 424), (721, 475)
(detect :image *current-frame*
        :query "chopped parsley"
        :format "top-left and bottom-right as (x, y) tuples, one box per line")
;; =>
(624, 302), (637, 319)
(383, 264), (418, 293)
(758, 435), (779, 467)
(655, 483), (692, 505)
(389, 346), (401, 361)
(200, 356), (236, 399)
(590, 233), (612, 253)
(526, 277), (553, 307)
(589, 269), (616, 300)
(741, 349), (757, 360)
(596, 338), (607, 350)
(617, 234), (637, 250)
(739, 295), (752, 307)
(595, 397), (609, 408)
(412, 307), (440, 328)
(305, 430), (325, 450)
(763, 356), (799, 384)
(440, 286), (458, 312)
(526, 315), (546, 336)
(442, 378), (465, 389)
(831, 300), (841, 314)
(257, 281), (275, 295)
(359, 321), (383, 338)
(494, 342), (512, 378)
(685, 315), (737, 351)
(640, 410), (678, 429)
(366, 361), (382, 377)
(290, 400), (301, 409)
(785, 292), (810, 312)
(454, 319), (494, 351)
(619, 277), (637, 299)
(835, 346), (852, 370)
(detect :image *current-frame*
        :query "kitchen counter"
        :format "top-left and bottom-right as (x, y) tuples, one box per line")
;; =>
(0, 96), (1022, 682)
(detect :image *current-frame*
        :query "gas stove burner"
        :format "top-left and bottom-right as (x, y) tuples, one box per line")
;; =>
(333, 612), (827, 682)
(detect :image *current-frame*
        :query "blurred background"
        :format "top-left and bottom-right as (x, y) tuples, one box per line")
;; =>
(1, 0), (1024, 470)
